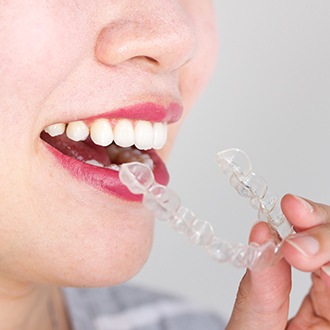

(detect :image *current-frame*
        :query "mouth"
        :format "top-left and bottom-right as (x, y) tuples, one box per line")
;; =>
(40, 103), (181, 201)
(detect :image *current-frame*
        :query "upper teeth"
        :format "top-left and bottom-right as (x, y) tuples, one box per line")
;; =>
(44, 119), (168, 150)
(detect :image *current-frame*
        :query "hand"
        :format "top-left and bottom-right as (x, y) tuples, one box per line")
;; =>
(281, 194), (330, 287)
(226, 195), (330, 329)
(281, 195), (330, 328)
(226, 222), (291, 330)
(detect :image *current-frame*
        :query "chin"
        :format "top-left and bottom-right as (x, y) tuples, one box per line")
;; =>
(46, 217), (155, 288)
(81, 243), (153, 288)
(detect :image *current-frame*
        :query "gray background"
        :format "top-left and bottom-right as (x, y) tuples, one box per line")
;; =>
(132, 0), (330, 322)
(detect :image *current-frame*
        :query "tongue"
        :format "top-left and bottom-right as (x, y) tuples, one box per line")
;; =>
(41, 132), (111, 166)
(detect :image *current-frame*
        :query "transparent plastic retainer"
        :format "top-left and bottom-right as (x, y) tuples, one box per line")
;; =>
(119, 148), (295, 271)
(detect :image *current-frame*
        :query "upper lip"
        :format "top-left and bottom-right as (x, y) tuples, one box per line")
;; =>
(43, 101), (183, 129)
(85, 102), (183, 123)
(40, 101), (177, 201)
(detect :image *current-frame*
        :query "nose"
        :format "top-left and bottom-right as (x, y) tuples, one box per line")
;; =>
(94, 2), (197, 73)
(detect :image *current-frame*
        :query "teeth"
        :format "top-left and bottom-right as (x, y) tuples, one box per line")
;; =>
(135, 120), (154, 150)
(90, 119), (114, 146)
(105, 164), (121, 171)
(44, 123), (66, 137)
(84, 149), (153, 168)
(85, 159), (104, 167)
(114, 146), (153, 167)
(153, 122), (167, 150)
(105, 145), (154, 169)
(44, 119), (168, 151)
(114, 119), (134, 148)
(66, 121), (89, 142)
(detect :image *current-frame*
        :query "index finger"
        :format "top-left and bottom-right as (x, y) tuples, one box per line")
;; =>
(281, 194), (330, 231)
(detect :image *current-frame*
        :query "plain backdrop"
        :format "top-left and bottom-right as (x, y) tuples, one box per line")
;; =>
(132, 0), (330, 322)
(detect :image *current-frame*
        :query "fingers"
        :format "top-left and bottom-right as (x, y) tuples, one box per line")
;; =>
(281, 194), (330, 284)
(226, 222), (291, 330)
(248, 222), (291, 314)
(320, 264), (330, 287)
(287, 273), (330, 329)
(283, 225), (330, 272)
(281, 194), (330, 230)
(249, 221), (271, 243)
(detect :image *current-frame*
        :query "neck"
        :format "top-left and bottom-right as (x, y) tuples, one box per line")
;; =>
(0, 278), (70, 330)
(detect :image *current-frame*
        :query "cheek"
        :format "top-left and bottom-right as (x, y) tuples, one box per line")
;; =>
(162, 2), (218, 157)
(0, 180), (155, 286)
(0, 2), (92, 104)
(180, 1), (219, 110)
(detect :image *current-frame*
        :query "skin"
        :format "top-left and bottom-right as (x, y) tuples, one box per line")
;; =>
(0, 0), (217, 329)
(1, 1), (330, 329)
(227, 196), (330, 329)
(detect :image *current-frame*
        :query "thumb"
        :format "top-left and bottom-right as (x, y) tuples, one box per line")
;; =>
(281, 194), (330, 286)
(226, 222), (291, 330)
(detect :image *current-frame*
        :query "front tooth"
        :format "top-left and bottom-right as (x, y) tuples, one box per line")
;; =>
(66, 121), (89, 142)
(153, 122), (167, 149)
(90, 119), (114, 147)
(44, 123), (66, 137)
(114, 119), (134, 148)
(85, 159), (104, 167)
(135, 120), (154, 150)
(106, 164), (121, 171)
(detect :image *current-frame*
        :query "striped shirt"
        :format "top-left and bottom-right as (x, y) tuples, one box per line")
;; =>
(64, 285), (225, 330)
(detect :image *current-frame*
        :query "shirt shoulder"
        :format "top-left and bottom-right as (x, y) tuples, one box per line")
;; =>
(63, 284), (225, 330)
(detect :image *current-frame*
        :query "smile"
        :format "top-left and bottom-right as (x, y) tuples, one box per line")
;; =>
(40, 102), (182, 201)
(45, 119), (168, 151)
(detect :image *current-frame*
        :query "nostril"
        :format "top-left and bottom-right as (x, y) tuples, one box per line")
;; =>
(129, 55), (161, 71)
(94, 15), (196, 73)
(142, 56), (159, 65)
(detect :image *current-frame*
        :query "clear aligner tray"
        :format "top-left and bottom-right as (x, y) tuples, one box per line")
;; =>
(119, 148), (295, 271)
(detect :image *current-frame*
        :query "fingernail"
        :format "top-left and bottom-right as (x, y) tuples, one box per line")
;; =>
(286, 235), (320, 257)
(293, 195), (314, 213)
(322, 264), (330, 277)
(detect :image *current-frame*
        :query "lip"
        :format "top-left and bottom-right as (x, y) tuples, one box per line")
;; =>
(43, 141), (169, 201)
(79, 102), (183, 124)
(41, 102), (177, 201)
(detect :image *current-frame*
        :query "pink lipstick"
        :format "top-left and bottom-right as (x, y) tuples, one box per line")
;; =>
(41, 102), (181, 201)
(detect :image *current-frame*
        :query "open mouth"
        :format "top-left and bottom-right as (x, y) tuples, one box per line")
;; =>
(40, 117), (170, 201)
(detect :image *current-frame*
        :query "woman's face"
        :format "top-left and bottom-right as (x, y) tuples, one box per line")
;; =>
(0, 0), (218, 287)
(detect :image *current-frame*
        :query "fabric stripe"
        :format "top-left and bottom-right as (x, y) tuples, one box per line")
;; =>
(94, 300), (210, 330)
(64, 285), (225, 330)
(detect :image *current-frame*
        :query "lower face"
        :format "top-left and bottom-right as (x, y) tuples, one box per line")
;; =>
(0, 0), (218, 287)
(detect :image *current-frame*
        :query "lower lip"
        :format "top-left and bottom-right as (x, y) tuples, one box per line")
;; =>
(43, 142), (169, 202)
